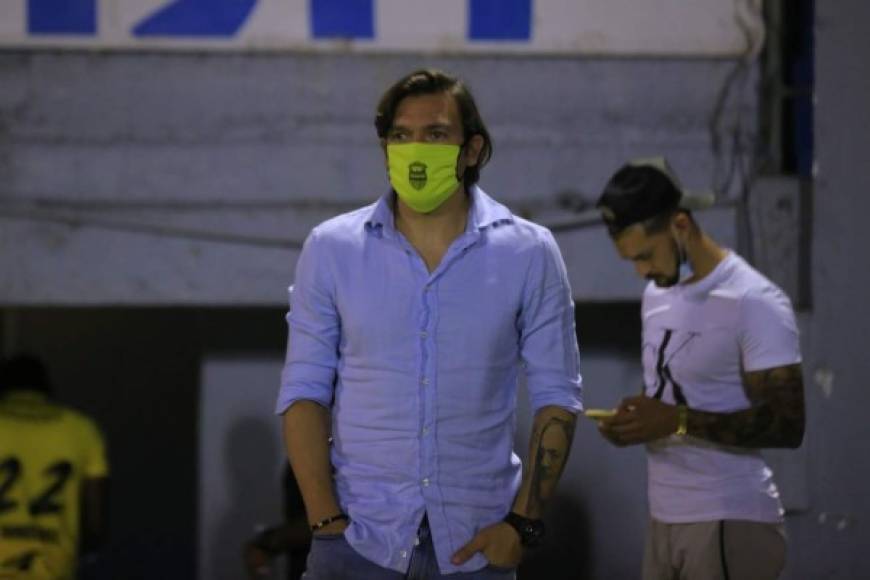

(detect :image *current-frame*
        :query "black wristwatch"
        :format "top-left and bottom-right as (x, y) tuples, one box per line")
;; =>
(503, 511), (546, 547)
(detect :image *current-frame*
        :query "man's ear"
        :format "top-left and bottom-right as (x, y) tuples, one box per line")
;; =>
(670, 212), (692, 237)
(463, 134), (485, 168)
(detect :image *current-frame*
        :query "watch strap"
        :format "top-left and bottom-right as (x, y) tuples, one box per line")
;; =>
(503, 511), (545, 547)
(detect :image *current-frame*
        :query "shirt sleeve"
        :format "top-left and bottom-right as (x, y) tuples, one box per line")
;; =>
(517, 229), (583, 416)
(275, 229), (340, 414)
(738, 284), (802, 372)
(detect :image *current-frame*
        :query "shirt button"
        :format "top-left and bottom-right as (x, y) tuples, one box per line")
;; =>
(420, 377), (429, 386)
(422, 478), (430, 486)
(422, 426), (429, 435)
(400, 550), (408, 558)
(419, 330), (428, 338)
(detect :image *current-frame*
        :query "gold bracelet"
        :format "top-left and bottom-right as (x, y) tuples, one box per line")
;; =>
(310, 513), (348, 532)
(675, 405), (688, 437)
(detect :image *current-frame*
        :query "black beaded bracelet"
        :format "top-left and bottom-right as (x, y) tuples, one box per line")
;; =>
(310, 513), (349, 532)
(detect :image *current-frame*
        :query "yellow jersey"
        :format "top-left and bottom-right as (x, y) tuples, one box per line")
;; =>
(0, 391), (108, 580)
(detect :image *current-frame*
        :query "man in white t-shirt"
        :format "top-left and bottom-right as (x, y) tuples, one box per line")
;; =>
(593, 157), (805, 580)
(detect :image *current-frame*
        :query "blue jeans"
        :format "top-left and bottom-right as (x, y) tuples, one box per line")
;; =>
(302, 518), (516, 580)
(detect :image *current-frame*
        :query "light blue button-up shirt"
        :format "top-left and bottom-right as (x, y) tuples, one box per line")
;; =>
(276, 186), (582, 574)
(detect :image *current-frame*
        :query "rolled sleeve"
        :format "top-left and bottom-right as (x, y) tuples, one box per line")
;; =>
(518, 230), (583, 415)
(276, 229), (340, 414)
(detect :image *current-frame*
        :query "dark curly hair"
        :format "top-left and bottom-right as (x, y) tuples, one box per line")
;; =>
(0, 354), (52, 396)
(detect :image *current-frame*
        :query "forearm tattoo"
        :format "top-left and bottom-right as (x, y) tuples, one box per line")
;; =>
(524, 413), (576, 516)
(687, 364), (805, 448)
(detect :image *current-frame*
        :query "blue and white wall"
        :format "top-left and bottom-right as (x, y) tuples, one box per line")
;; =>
(2, 0), (754, 55)
(4, 1), (869, 578)
(0, 0), (756, 305)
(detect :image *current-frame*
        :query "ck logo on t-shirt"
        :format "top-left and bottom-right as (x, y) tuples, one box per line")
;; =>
(647, 328), (700, 404)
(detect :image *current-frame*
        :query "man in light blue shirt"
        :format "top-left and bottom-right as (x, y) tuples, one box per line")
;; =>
(277, 69), (583, 579)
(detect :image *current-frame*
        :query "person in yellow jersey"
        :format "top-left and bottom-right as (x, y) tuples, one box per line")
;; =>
(0, 354), (109, 580)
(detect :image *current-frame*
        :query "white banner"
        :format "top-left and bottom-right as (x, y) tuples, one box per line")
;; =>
(0, 0), (759, 56)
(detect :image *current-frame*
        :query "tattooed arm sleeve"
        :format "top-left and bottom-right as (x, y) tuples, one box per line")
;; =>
(512, 406), (577, 518)
(686, 363), (805, 448)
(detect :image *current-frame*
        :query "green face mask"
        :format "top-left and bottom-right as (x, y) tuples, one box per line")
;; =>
(387, 143), (462, 214)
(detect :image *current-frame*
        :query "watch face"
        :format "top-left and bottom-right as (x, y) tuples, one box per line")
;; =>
(504, 512), (546, 546)
(522, 522), (545, 546)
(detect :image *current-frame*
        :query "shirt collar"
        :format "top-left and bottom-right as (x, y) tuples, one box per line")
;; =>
(467, 185), (515, 231)
(364, 191), (396, 236)
(680, 251), (736, 300)
(364, 185), (514, 237)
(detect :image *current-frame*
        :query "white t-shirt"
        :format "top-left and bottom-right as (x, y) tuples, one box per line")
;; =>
(641, 252), (801, 523)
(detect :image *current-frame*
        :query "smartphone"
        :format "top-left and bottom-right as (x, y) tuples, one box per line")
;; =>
(583, 408), (617, 420)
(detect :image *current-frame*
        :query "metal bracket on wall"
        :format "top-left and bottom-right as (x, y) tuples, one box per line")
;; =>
(747, 175), (812, 310)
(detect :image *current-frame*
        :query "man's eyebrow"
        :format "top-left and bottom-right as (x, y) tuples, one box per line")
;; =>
(391, 120), (452, 129)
